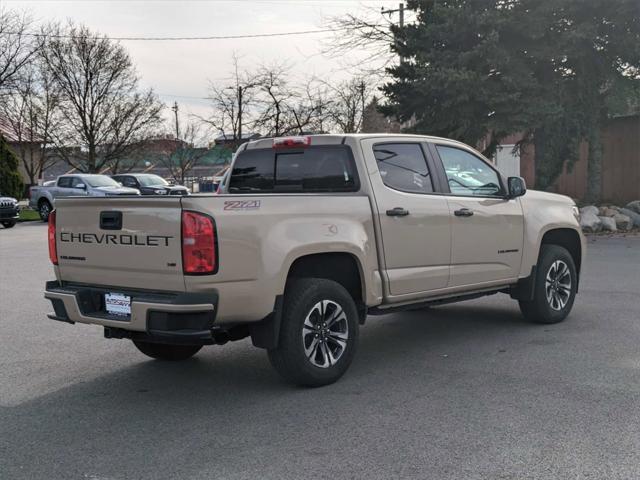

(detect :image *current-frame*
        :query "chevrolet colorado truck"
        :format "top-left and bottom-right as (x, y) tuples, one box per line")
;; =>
(29, 174), (140, 222)
(44, 134), (585, 386)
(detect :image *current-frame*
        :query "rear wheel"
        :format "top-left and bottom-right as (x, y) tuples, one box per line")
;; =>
(268, 278), (359, 387)
(1, 221), (16, 228)
(519, 245), (577, 324)
(133, 341), (202, 361)
(38, 200), (52, 222)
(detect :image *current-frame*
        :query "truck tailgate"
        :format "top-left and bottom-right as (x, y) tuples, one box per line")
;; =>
(55, 197), (185, 292)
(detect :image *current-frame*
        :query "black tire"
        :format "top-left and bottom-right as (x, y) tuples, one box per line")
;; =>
(1, 221), (16, 228)
(133, 341), (202, 361)
(268, 278), (359, 387)
(519, 245), (577, 324)
(38, 200), (52, 222)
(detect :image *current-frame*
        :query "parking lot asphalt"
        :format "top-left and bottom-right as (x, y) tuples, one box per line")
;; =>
(1, 222), (639, 480)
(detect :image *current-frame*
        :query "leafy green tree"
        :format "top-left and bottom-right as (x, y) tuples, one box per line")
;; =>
(381, 0), (640, 201)
(0, 134), (24, 199)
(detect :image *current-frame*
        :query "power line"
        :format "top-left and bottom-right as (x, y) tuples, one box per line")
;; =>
(13, 27), (347, 42)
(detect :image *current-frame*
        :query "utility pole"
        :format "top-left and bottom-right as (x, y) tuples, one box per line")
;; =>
(171, 101), (179, 140)
(382, 2), (405, 60)
(382, 3), (405, 28)
(359, 80), (366, 132)
(237, 86), (243, 143)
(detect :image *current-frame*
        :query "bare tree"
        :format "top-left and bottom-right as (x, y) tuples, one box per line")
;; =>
(321, 76), (373, 133)
(0, 8), (38, 94)
(0, 59), (61, 184)
(322, 6), (397, 74)
(40, 23), (164, 173)
(252, 65), (328, 136)
(156, 116), (209, 185)
(201, 54), (258, 150)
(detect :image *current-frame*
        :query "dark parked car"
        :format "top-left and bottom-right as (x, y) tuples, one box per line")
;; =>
(111, 174), (189, 196)
(0, 194), (20, 228)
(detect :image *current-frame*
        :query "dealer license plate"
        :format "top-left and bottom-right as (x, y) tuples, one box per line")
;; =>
(105, 293), (131, 317)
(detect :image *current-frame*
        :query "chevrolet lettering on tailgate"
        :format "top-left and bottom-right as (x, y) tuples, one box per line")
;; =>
(60, 232), (173, 247)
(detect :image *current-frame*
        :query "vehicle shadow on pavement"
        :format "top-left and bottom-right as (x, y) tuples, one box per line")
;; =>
(1, 301), (541, 479)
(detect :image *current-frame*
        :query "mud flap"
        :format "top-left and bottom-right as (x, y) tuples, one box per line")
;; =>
(510, 266), (537, 301)
(249, 295), (283, 349)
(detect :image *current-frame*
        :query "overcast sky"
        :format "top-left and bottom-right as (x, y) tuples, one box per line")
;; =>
(7, 0), (398, 121)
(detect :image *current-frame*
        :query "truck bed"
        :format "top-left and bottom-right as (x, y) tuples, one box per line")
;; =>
(53, 194), (380, 323)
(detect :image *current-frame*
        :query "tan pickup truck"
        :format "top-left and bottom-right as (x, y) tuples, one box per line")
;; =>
(45, 134), (585, 386)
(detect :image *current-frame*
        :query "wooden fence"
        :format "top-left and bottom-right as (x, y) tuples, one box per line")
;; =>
(519, 114), (640, 204)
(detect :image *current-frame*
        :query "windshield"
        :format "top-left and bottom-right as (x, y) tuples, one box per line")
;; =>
(84, 176), (121, 188)
(137, 174), (169, 187)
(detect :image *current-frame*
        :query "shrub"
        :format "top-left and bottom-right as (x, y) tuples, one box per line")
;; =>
(0, 134), (24, 199)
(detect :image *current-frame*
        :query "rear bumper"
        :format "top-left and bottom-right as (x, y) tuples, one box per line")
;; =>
(44, 280), (218, 345)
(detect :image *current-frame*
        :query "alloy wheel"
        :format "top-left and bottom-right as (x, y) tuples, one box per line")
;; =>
(301, 300), (349, 368)
(545, 260), (572, 311)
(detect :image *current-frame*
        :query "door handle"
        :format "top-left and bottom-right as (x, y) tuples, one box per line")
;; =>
(454, 208), (474, 217)
(386, 207), (410, 217)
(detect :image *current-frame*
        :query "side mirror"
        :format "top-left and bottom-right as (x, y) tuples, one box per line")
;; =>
(507, 176), (526, 198)
(75, 183), (86, 190)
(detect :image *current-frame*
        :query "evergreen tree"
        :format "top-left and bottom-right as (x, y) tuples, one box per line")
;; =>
(382, 0), (640, 200)
(0, 134), (24, 199)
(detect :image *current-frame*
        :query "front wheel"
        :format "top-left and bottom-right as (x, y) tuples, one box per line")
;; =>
(1, 221), (16, 228)
(519, 245), (577, 324)
(133, 341), (202, 361)
(268, 278), (359, 387)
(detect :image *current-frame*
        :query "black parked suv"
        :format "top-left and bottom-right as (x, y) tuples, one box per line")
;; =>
(0, 195), (20, 228)
(111, 174), (189, 196)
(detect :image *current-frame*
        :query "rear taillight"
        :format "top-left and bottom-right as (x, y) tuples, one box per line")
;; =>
(181, 211), (217, 274)
(48, 210), (58, 265)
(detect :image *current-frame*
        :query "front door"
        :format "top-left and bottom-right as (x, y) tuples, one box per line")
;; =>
(55, 176), (75, 198)
(432, 144), (524, 288)
(361, 139), (451, 298)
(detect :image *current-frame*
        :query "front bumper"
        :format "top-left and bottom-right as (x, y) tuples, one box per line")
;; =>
(0, 206), (20, 221)
(45, 280), (218, 345)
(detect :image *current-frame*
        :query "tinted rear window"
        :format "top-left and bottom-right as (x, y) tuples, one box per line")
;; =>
(228, 145), (358, 193)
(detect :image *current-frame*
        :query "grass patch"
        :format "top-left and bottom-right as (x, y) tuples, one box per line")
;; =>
(19, 209), (41, 221)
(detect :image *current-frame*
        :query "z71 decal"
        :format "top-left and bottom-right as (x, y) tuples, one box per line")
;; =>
(223, 200), (261, 211)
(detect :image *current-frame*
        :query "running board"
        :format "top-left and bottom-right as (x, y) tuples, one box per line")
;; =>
(368, 289), (502, 316)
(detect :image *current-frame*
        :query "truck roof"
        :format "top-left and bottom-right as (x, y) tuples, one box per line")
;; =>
(244, 133), (469, 151)
(60, 173), (108, 178)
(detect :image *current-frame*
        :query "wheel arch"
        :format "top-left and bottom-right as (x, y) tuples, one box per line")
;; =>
(285, 252), (366, 314)
(512, 227), (583, 301)
(250, 252), (366, 351)
(38, 196), (53, 207)
(540, 228), (583, 279)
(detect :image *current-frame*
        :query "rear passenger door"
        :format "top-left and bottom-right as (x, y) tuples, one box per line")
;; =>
(361, 139), (451, 298)
(429, 143), (524, 287)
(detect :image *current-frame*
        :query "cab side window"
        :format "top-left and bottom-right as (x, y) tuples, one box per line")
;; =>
(71, 177), (85, 188)
(57, 177), (72, 188)
(373, 143), (434, 194)
(121, 177), (137, 188)
(436, 146), (502, 197)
